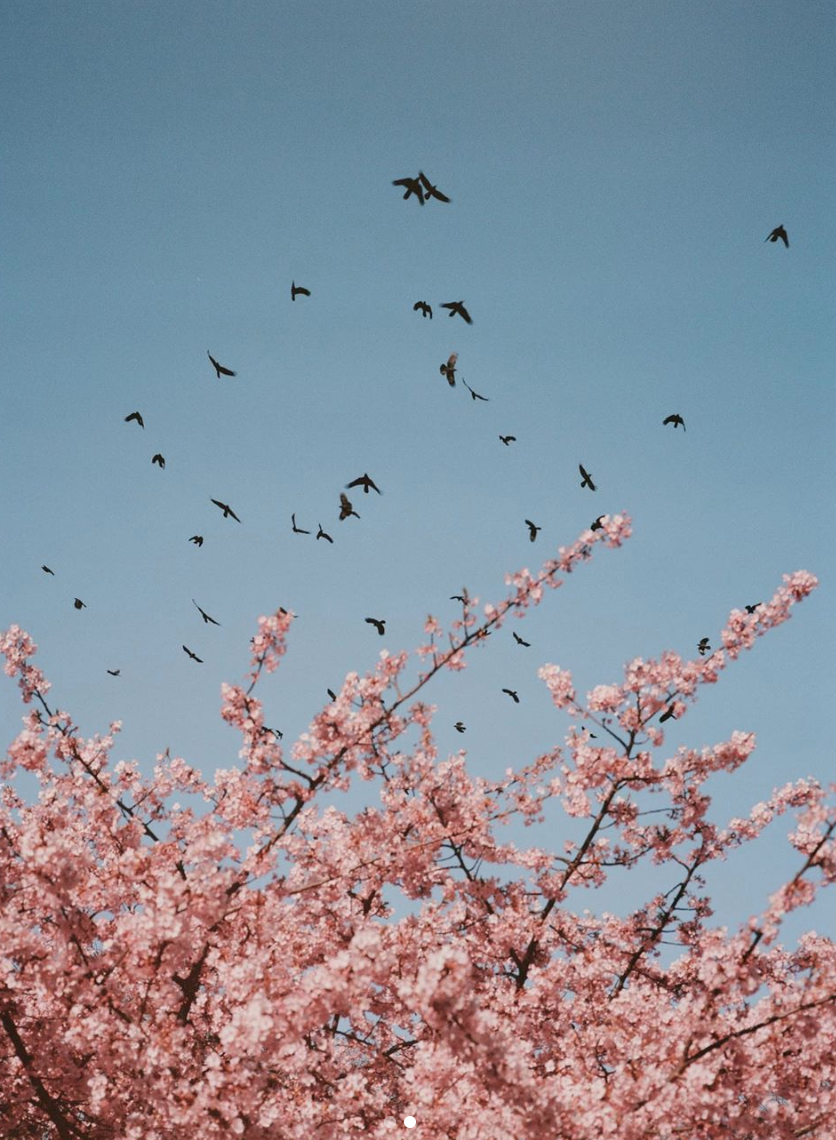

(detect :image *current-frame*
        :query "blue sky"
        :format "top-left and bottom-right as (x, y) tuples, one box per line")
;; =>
(1, 1), (834, 948)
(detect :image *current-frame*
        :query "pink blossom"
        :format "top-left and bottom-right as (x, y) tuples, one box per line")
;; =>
(0, 539), (829, 1139)
(587, 683), (625, 712)
(539, 663), (576, 708)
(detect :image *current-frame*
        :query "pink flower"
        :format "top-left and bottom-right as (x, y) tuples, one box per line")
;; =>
(587, 683), (625, 712)
(539, 663), (576, 708)
(0, 532), (827, 1140)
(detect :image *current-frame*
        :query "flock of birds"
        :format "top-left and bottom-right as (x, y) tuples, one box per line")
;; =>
(35, 178), (786, 728)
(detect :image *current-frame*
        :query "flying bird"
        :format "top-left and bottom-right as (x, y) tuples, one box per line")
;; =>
(74, 598), (86, 610)
(454, 722), (466, 733)
(697, 638), (711, 656)
(525, 519), (541, 543)
(41, 565), (54, 575)
(579, 464), (596, 491)
(316, 523), (334, 543)
(659, 705), (677, 723)
(339, 492), (359, 520)
(366, 617), (386, 636)
(462, 379), (489, 402)
(450, 594), (467, 603)
(745, 603), (762, 614)
(193, 599), (220, 626)
(765, 225), (789, 248)
(418, 171), (451, 203)
(152, 454), (165, 469)
(327, 688), (337, 701)
(291, 513), (310, 534)
(413, 301), (433, 318)
(211, 499), (241, 522)
(107, 669), (120, 677)
(182, 645), (203, 663)
(663, 414), (686, 431)
(291, 281), (311, 301)
(441, 301), (473, 325)
(346, 473), (381, 495)
(189, 535), (204, 547)
(392, 175), (424, 204)
(124, 411), (144, 428)
(590, 516), (605, 532)
(502, 688), (520, 703)
(207, 351), (236, 378)
(513, 632), (531, 647)
(440, 353), (458, 386)
(499, 435), (516, 446)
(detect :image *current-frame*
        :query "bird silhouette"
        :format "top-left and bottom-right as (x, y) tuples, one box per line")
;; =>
(152, 454), (165, 469)
(366, 617), (386, 636)
(327, 688), (337, 701)
(207, 351), (236, 378)
(765, 225), (789, 248)
(41, 565), (54, 575)
(189, 535), (204, 547)
(211, 499), (241, 522)
(697, 638), (711, 656)
(124, 411), (144, 428)
(745, 603), (762, 614)
(590, 516), (605, 532)
(440, 353), (458, 386)
(392, 176), (424, 204)
(579, 464), (596, 491)
(502, 688), (520, 703)
(413, 301), (433, 318)
(462, 378), (489, 401)
(513, 632), (531, 647)
(316, 523), (334, 543)
(525, 519), (541, 543)
(74, 598), (86, 610)
(663, 414), (686, 431)
(450, 594), (467, 603)
(193, 600), (220, 626)
(339, 492), (360, 520)
(107, 669), (121, 677)
(291, 281), (311, 301)
(441, 301), (473, 325)
(291, 513), (310, 534)
(454, 721), (466, 733)
(499, 435), (516, 446)
(659, 705), (677, 723)
(418, 172), (451, 203)
(346, 473), (381, 495)
(182, 645), (203, 663)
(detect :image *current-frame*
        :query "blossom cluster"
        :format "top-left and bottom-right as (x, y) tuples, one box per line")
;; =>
(1, 520), (833, 1139)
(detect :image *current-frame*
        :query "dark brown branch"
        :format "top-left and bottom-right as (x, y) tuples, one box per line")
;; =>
(0, 1009), (86, 1139)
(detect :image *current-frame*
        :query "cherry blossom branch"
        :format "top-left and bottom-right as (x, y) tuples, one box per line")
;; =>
(610, 851), (704, 994)
(0, 1009), (85, 1140)
(742, 817), (836, 963)
(679, 990), (836, 1070)
(29, 690), (186, 878)
(248, 517), (632, 870)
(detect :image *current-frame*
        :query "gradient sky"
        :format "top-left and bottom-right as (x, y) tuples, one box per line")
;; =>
(1, 0), (834, 956)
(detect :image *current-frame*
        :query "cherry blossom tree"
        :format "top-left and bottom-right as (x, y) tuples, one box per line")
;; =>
(1, 513), (833, 1139)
